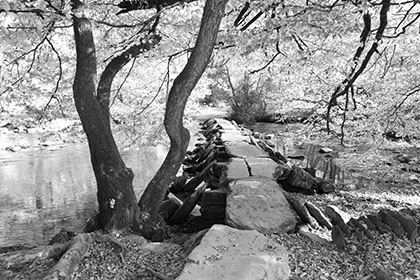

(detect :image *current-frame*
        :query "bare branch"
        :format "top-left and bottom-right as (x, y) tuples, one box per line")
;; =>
(249, 41), (286, 75)
(109, 57), (137, 109)
(326, 0), (391, 133)
(37, 37), (65, 121)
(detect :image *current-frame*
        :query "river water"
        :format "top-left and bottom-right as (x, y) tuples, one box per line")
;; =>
(0, 131), (168, 247)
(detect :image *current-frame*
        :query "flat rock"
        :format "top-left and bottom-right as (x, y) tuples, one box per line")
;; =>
(220, 129), (249, 143)
(225, 177), (296, 234)
(176, 224), (290, 280)
(225, 143), (268, 158)
(214, 118), (237, 130)
(219, 158), (250, 185)
(245, 157), (279, 179)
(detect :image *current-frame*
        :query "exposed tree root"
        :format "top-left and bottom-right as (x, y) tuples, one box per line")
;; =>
(0, 242), (71, 268)
(43, 233), (95, 280)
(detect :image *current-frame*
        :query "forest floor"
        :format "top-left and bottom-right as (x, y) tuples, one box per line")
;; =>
(1, 108), (420, 279)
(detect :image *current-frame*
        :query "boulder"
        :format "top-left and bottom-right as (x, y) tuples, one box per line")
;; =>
(176, 224), (290, 280)
(225, 177), (296, 234)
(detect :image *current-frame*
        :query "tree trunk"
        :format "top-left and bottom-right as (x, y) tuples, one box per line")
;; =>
(138, 0), (228, 234)
(72, 0), (140, 234)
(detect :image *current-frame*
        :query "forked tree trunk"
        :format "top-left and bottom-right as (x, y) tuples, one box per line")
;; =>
(72, 0), (140, 234)
(138, 0), (228, 234)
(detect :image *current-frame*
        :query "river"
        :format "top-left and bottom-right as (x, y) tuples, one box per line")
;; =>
(0, 131), (168, 247)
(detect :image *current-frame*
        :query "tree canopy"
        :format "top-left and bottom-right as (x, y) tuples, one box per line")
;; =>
(1, 0), (420, 236)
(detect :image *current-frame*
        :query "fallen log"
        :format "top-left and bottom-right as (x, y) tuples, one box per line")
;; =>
(43, 233), (95, 280)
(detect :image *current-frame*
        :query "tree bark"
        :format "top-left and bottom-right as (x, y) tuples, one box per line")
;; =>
(97, 33), (162, 125)
(138, 0), (228, 234)
(72, 0), (140, 234)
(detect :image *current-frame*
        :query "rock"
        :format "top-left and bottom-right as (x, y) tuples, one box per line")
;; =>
(184, 161), (216, 193)
(389, 210), (418, 243)
(358, 215), (377, 231)
(283, 192), (319, 229)
(325, 205), (351, 236)
(225, 177), (296, 234)
(141, 242), (183, 254)
(305, 202), (333, 229)
(169, 174), (189, 194)
(219, 158), (250, 186)
(168, 183), (206, 225)
(159, 196), (182, 220)
(283, 165), (317, 195)
(201, 189), (227, 206)
(225, 143), (267, 158)
(314, 177), (335, 194)
(303, 167), (316, 177)
(273, 163), (293, 181)
(319, 147), (333, 153)
(297, 224), (329, 245)
(348, 218), (374, 240)
(244, 157), (279, 178)
(180, 229), (209, 255)
(325, 205), (351, 224)
(331, 225), (346, 249)
(176, 224), (290, 280)
(378, 210), (405, 238)
(200, 205), (226, 219)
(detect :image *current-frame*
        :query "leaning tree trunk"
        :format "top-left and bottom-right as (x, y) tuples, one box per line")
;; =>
(138, 0), (228, 235)
(72, 0), (140, 235)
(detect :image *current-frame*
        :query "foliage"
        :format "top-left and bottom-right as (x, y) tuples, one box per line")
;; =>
(227, 74), (268, 124)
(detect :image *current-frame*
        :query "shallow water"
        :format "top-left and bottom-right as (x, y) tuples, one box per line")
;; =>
(247, 122), (347, 184)
(0, 134), (168, 247)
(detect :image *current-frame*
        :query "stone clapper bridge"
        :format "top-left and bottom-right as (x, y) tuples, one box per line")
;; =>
(167, 118), (419, 280)
(160, 118), (331, 280)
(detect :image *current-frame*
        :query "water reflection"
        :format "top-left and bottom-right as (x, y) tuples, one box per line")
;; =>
(0, 142), (168, 247)
(247, 122), (347, 185)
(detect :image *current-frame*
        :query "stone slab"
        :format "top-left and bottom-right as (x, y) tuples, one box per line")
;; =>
(219, 158), (250, 185)
(245, 157), (279, 178)
(214, 118), (237, 130)
(220, 129), (249, 143)
(225, 143), (268, 158)
(226, 177), (296, 234)
(176, 224), (290, 280)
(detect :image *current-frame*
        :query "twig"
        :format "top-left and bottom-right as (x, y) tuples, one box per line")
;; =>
(249, 41), (286, 75)
(38, 37), (64, 121)
(109, 57), (137, 109)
